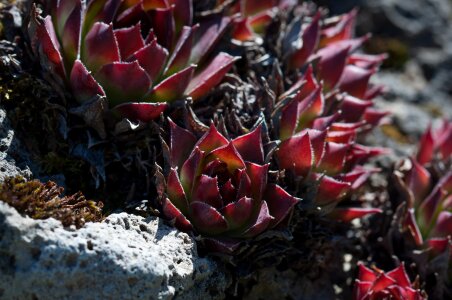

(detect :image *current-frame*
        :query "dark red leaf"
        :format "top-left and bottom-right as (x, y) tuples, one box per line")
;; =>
(114, 102), (167, 122)
(128, 40), (169, 82)
(264, 184), (300, 227)
(193, 175), (223, 209)
(186, 52), (239, 100)
(169, 118), (197, 168)
(114, 23), (145, 60)
(232, 125), (264, 164)
(166, 168), (189, 214)
(277, 132), (313, 177)
(162, 197), (193, 232)
(83, 22), (120, 73)
(149, 65), (195, 102)
(242, 200), (273, 237)
(70, 60), (105, 103)
(222, 197), (255, 230)
(330, 207), (382, 222)
(190, 201), (229, 235)
(195, 123), (229, 153)
(95, 61), (151, 107)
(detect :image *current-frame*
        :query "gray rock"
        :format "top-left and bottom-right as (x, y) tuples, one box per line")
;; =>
(0, 108), (31, 180)
(0, 202), (230, 300)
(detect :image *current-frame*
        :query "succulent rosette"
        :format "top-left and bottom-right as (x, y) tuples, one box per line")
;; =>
(29, 0), (237, 123)
(354, 263), (425, 300)
(162, 120), (300, 253)
(394, 120), (452, 255)
(270, 10), (388, 221)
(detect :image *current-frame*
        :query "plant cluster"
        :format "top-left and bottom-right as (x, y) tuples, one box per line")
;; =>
(0, 0), (448, 298)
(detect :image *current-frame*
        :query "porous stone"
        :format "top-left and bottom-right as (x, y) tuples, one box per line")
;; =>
(0, 108), (31, 180)
(0, 202), (230, 300)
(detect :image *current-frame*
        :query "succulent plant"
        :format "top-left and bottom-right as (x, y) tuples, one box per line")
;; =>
(394, 120), (452, 255)
(28, 0), (237, 123)
(162, 120), (300, 253)
(354, 263), (425, 300)
(272, 10), (387, 221)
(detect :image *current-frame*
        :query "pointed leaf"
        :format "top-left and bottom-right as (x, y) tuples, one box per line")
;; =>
(95, 61), (151, 107)
(84, 0), (122, 37)
(208, 142), (246, 173)
(279, 96), (300, 141)
(242, 200), (274, 237)
(186, 53), (239, 100)
(180, 147), (204, 194)
(317, 43), (350, 90)
(246, 162), (269, 200)
(372, 273), (397, 292)
(232, 125), (264, 164)
(278, 132), (313, 177)
(195, 124), (229, 153)
(36, 16), (66, 79)
(320, 9), (357, 46)
(193, 175), (223, 209)
(338, 65), (375, 98)
(150, 65), (195, 102)
(358, 264), (377, 282)
(290, 12), (320, 69)
(169, 119), (197, 168)
(317, 142), (350, 175)
(435, 211), (452, 237)
(114, 102), (167, 122)
(162, 197), (193, 232)
(363, 108), (390, 127)
(70, 60), (105, 103)
(190, 201), (229, 235)
(404, 208), (424, 246)
(386, 265), (412, 288)
(83, 22), (120, 73)
(128, 40), (169, 82)
(222, 197), (255, 230)
(114, 23), (145, 60)
(417, 125), (434, 165)
(165, 25), (197, 76)
(330, 207), (382, 222)
(315, 175), (351, 205)
(296, 86), (324, 131)
(190, 15), (231, 64)
(61, 0), (82, 70)
(236, 169), (252, 200)
(407, 158), (431, 206)
(170, 0), (193, 33)
(167, 168), (189, 214)
(149, 6), (175, 50)
(340, 95), (373, 123)
(264, 184), (300, 227)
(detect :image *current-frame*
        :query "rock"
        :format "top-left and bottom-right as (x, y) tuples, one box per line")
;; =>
(0, 202), (230, 300)
(0, 108), (31, 180)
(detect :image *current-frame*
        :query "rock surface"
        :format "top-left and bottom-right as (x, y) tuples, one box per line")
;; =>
(0, 108), (31, 181)
(0, 202), (230, 300)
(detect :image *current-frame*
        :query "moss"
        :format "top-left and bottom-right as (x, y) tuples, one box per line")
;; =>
(0, 176), (103, 228)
